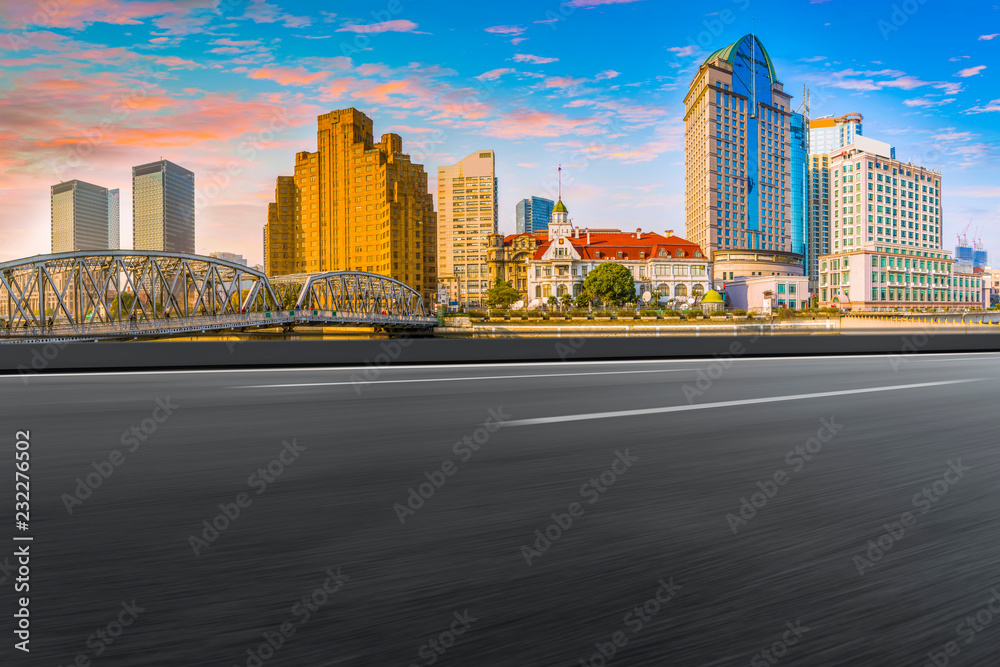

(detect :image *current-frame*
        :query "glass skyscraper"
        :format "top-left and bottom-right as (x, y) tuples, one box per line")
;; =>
(132, 159), (195, 253)
(50, 179), (117, 253)
(516, 196), (555, 234)
(789, 113), (809, 274)
(684, 34), (795, 258)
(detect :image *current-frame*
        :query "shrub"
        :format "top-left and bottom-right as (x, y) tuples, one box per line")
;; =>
(640, 309), (660, 317)
(731, 309), (747, 316)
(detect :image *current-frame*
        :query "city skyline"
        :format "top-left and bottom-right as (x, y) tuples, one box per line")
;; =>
(1, 0), (998, 266)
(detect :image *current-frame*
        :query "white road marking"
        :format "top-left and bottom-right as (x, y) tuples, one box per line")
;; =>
(505, 379), (983, 427)
(235, 368), (695, 389)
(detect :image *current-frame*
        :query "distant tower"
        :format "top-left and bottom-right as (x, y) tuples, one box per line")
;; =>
(132, 159), (195, 253)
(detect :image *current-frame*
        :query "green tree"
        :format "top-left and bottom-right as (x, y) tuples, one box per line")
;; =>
(486, 278), (521, 309)
(583, 262), (637, 306)
(574, 290), (593, 308)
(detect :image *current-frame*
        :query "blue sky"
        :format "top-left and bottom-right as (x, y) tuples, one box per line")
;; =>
(0, 0), (997, 264)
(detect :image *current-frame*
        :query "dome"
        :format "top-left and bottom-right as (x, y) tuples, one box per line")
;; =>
(702, 34), (778, 84)
(552, 199), (568, 213)
(701, 290), (725, 304)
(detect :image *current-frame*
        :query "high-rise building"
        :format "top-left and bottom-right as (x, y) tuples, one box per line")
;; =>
(263, 109), (437, 304)
(108, 188), (120, 250)
(807, 114), (887, 289)
(132, 159), (195, 253)
(515, 196), (555, 234)
(684, 34), (797, 267)
(816, 140), (954, 310)
(809, 113), (864, 155)
(437, 150), (497, 307)
(789, 113), (809, 270)
(50, 179), (115, 253)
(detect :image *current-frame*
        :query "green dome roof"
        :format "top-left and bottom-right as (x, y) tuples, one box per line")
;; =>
(701, 290), (725, 303)
(702, 34), (778, 83)
(552, 199), (568, 213)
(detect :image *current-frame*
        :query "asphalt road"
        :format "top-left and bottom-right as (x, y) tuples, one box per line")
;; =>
(2, 352), (999, 666)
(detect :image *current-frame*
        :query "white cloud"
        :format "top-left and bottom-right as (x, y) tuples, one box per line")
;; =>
(979, 33), (998, 40)
(595, 70), (620, 80)
(668, 45), (697, 57)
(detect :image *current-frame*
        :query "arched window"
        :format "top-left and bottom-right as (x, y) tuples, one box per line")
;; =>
(573, 283), (582, 296)
(658, 283), (670, 296)
(676, 250), (686, 258)
(692, 284), (705, 297)
(675, 284), (688, 298)
(694, 251), (702, 258)
(542, 284), (552, 298)
(557, 284), (568, 297)
(658, 249), (668, 258)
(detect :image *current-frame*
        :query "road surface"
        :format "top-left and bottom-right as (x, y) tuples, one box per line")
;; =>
(1, 352), (998, 666)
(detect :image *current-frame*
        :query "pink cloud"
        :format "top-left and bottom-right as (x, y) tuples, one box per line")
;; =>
(477, 68), (516, 81)
(564, 0), (646, 6)
(242, 0), (311, 28)
(484, 25), (526, 35)
(247, 67), (330, 86)
(512, 53), (559, 64)
(156, 56), (202, 70)
(956, 65), (986, 78)
(480, 110), (603, 139)
(336, 20), (426, 34)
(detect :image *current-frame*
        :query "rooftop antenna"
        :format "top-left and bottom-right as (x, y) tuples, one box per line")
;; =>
(751, 17), (756, 118)
(558, 164), (562, 200)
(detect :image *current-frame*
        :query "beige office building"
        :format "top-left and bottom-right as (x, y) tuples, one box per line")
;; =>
(436, 150), (497, 307)
(263, 108), (437, 305)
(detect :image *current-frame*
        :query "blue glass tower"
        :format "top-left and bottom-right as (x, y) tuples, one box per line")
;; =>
(516, 196), (555, 234)
(790, 112), (809, 273)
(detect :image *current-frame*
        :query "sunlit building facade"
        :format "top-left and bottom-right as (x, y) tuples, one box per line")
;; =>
(51, 179), (117, 253)
(263, 109), (437, 305)
(437, 150), (497, 307)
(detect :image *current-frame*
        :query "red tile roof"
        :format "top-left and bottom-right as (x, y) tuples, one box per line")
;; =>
(525, 230), (704, 261)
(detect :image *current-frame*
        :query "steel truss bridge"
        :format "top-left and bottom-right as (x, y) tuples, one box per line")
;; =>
(0, 251), (435, 343)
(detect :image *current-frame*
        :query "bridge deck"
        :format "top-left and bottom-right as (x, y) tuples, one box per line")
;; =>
(0, 310), (436, 344)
